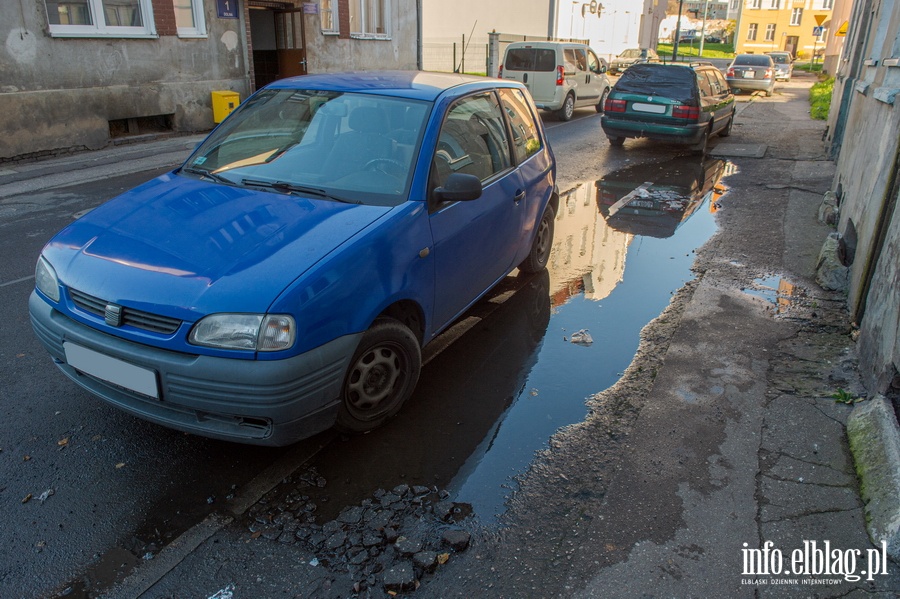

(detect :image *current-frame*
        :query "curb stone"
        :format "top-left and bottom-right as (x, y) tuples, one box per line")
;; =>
(847, 394), (900, 561)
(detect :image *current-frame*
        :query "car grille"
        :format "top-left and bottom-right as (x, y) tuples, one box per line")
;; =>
(69, 288), (182, 335)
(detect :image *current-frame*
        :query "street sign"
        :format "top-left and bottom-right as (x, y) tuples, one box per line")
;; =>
(813, 26), (824, 36)
(836, 21), (848, 36)
(814, 14), (827, 26)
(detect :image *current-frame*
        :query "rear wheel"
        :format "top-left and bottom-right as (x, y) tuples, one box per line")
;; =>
(336, 318), (421, 433)
(519, 204), (555, 273)
(765, 86), (774, 97)
(691, 126), (711, 155)
(557, 94), (575, 121)
(719, 112), (734, 137)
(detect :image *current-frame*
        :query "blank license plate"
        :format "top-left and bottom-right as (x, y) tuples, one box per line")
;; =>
(742, 71), (756, 78)
(64, 342), (159, 399)
(632, 102), (666, 114)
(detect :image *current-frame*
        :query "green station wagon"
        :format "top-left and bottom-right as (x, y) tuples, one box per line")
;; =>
(600, 62), (736, 154)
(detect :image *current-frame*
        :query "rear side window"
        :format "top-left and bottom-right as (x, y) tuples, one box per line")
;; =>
(697, 72), (713, 97)
(615, 65), (697, 103)
(564, 48), (587, 71)
(505, 48), (556, 72)
(734, 55), (773, 66)
(499, 88), (542, 163)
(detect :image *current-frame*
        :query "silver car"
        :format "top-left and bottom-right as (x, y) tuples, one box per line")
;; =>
(726, 54), (776, 97)
(766, 51), (794, 81)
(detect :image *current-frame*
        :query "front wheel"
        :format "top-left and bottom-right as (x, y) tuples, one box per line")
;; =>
(519, 204), (555, 273)
(556, 94), (575, 121)
(336, 318), (421, 433)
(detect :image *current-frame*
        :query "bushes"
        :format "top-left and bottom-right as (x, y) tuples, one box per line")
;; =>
(809, 77), (834, 120)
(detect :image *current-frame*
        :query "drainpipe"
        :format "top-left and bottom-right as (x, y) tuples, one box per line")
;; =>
(549, 0), (559, 39)
(417, 0), (423, 70)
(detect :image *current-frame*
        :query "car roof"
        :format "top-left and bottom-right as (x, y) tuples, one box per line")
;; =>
(265, 70), (497, 102)
(505, 41), (589, 50)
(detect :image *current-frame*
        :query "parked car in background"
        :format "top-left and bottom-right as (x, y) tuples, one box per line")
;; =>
(29, 71), (559, 446)
(500, 41), (611, 121)
(609, 48), (660, 74)
(601, 62), (736, 154)
(726, 54), (777, 96)
(765, 51), (794, 81)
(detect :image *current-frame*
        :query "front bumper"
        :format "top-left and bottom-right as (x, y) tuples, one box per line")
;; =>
(29, 291), (361, 446)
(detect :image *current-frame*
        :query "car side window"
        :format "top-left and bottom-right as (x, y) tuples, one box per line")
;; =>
(697, 71), (713, 97)
(564, 48), (586, 72)
(587, 49), (602, 73)
(703, 70), (723, 95)
(499, 88), (542, 163)
(431, 92), (512, 193)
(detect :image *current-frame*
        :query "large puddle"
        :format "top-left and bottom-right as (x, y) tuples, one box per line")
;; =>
(300, 155), (734, 526)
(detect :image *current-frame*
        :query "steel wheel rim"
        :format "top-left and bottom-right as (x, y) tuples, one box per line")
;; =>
(345, 343), (407, 418)
(535, 215), (551, 262)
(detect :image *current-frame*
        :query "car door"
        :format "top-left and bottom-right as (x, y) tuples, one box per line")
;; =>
(428, 91), (525, 330)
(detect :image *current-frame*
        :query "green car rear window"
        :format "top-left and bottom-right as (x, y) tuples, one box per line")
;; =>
(505, 48), (556, 72)
(614, 65), (697, 103)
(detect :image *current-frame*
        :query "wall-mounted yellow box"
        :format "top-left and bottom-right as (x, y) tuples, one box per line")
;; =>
(211, 91), (240, 123)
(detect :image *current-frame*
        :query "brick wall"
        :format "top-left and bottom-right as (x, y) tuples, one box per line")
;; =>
(152, 0), (178, 35)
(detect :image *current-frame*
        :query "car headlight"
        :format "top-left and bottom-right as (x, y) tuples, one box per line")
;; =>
(189, 314), (295, 352)
(35, 256), (60, 302)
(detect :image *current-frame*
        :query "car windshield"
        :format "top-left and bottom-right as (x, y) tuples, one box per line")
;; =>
(734, 55), (772, 66)
(767, 53), (790, 64)
(183, 89), (431, 207)
(614, 65), (696, 103)
(619, 49), (642, 58)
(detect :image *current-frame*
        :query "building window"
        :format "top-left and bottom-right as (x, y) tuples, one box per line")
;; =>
(749, 0), (761, 9)
(747, 23), (758, 40)
(349, 0), (390, 38)
(790, 8), (802, 25)
(768, 0), (780, 8)
(821, 0), (833, 8)
(731, 0), (739, 8)
(765, 23), (776, 41)
(173, 0), (206, 37)
(321, 0), (339, 34)
(45, 0), (156, 37)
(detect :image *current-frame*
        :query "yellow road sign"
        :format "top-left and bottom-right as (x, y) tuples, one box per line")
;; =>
(836, 21), (848, 36)
(815, 14), (827, 26)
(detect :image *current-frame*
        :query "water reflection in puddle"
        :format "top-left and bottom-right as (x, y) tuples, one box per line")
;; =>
(451, 156), (733, 523)
(742, 275), (806, 316)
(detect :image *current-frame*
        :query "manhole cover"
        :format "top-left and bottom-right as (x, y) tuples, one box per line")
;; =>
(710, 143), (767, 158)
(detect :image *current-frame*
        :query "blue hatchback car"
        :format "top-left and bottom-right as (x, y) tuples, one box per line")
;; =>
(30, 71), (558, 446)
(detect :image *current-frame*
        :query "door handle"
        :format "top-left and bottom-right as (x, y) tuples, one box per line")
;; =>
(514, 190), (525, 203)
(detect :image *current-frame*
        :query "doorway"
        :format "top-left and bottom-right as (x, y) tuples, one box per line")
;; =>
(248, 2), (307, 91)
(784, 35), (799, 57)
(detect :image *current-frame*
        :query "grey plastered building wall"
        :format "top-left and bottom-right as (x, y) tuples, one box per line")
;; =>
(826, 0), (900, 392)
(1, 0), (419, 161)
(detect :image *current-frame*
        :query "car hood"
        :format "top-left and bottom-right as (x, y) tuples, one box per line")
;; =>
(44, 173), (392, 318)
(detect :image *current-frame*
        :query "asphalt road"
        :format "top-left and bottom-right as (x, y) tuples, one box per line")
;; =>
(0, 106), (651, 598)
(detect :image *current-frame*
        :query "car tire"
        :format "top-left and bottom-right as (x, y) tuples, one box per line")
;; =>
(557, 94), (575, 121)
(608, 136), (625, 147)
(519, 204), (555, 273)
(719, 112), (734, 137)
(596, 87), (609, 113)
(336, 317), (421, 433)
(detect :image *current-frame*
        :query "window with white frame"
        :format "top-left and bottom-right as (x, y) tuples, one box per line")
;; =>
(349, 0), (389, 38)
(749, 0), (761, 9)
(320, 0), (339, 34)
(790, 8), (802, 25)
(45, 0), (156, 37)
(172, 0), (206, 37)
(768, 0), (780, 8)
(747, 23), (758, 40)
(731, 0), (739, 8)
(765, 23), (776, 41)
(822, 0), (833, 8)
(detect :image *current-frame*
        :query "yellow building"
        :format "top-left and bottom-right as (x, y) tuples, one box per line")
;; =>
(735, 0), (833, 60)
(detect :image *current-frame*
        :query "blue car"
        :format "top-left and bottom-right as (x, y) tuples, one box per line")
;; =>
(30, 71), (558, 446)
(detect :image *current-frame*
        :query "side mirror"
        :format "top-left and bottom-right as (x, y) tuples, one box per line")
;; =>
(434, 173), (482, 202)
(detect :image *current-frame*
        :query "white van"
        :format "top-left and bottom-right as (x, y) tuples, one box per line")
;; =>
(499, 41), (611, 121)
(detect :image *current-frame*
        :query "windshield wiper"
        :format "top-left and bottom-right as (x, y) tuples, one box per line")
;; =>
(241, 179), (358, 204)
(181, 166), (234, 185)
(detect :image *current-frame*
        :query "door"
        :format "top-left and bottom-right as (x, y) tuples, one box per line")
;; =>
(785, 36), (799, 57)
(275, 9), (307, 79)
(428, 92), (525, 329)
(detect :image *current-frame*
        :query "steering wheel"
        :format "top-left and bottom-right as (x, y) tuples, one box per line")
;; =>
(363, 158), (406, 178)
